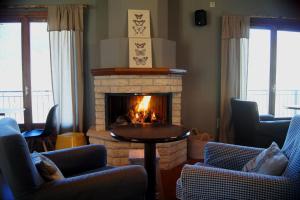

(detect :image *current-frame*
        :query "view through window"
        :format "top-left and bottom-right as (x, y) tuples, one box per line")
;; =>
(275, 31), (300, 117)
(30, 22), (53, 123)
(247, 29), (271, 115)
(247, 19), (300, 117)
(0, 23), (24, 123)
(0, 14), (53, 126)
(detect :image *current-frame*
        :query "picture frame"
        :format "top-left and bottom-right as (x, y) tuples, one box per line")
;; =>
(128, 9), (151, 38)
(129, 38), (152, 68)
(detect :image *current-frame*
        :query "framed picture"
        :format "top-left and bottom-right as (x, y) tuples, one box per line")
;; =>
(129, 38), (152, 68)
(128, 9), (151, 38)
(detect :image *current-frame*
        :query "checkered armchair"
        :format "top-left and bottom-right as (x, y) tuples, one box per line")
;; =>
(176, 115), (300, 200)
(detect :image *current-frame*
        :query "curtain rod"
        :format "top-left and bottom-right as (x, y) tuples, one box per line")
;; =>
(2, 4), (88, 9)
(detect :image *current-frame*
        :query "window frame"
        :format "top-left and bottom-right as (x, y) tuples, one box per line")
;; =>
(0, 10), (49, 130)
(250, 18), (300, 116)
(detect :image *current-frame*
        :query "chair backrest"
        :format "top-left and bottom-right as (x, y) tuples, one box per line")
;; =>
(42, 104), (59, 137)
(281, 115), (300, 181)
(0, 118), (44, 199)
(231, 98), (260, 145)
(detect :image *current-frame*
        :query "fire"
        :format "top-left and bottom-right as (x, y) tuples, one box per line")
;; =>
(128, 95), (159, 124)
(137, 96), (151, 112)
(151, 112), (157, 121)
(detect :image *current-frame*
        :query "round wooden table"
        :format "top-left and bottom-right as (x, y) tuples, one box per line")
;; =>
(110, 124), (190, 200)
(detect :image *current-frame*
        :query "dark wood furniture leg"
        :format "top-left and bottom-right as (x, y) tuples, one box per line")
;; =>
(145, 143), (156, 200)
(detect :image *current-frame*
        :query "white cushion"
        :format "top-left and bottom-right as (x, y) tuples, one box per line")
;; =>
(242, 142), (288, 176)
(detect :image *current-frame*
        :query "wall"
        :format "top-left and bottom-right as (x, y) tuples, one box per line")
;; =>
(107, 0), (168, 38)
(169, 0), (300, 137)
(1, 0), (300, 136)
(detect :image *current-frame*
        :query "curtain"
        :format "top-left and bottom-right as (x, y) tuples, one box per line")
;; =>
(48, 5), (84, 132)
(219, 16), (250, 143)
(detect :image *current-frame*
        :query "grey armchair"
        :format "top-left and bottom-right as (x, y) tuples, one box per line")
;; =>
(231, 98), (290, 147)
(0, 118), (147, 200)
(176, 115), (300, 200)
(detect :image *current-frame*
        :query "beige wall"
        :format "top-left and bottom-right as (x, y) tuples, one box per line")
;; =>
(169, 0), (300, 137)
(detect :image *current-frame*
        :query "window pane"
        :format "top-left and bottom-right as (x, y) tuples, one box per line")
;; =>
(0, 23), (24, 123)
(275, 31), (300, 117)
(30, 22), (53, 123)
(247, 29), (271, 114)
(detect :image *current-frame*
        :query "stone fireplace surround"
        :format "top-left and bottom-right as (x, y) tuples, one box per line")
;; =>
(87, 68), (187, 170)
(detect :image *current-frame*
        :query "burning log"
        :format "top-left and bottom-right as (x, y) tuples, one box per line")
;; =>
(128, 96), (159, 124)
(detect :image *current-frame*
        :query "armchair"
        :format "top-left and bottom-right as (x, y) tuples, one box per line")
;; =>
(231, 98), (290, 147)
(0, 118), (147, 200)
(176, 115), (300, 200)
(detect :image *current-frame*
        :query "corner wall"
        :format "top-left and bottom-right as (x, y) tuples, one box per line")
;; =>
(2, 0), (300, 136)
(169, 0), (300, 137)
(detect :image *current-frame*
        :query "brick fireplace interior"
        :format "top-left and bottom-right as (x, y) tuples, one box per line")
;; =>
(105, 93), (172, 129)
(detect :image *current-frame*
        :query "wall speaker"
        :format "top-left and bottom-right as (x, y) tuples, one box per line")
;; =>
(195, 10), (207, 26)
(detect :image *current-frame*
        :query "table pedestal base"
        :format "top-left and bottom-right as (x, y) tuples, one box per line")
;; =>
(145, 143), (156, 200)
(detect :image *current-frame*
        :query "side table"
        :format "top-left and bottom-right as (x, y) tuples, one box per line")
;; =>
(110, 124), (190, 200)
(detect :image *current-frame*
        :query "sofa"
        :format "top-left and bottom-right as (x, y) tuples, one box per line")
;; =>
(176, 115), (300, 200)
(0, 118), (147, 200)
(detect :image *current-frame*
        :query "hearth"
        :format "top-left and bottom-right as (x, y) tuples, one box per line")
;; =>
(105, 93), (172, 129)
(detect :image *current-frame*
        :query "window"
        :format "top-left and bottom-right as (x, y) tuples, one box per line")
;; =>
(247, 18), (300, 117)
(0, 11), (53, 128)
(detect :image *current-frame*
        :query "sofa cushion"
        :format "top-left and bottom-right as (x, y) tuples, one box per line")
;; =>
(242, 142), (288, 176)
(31, 152), (64, 181)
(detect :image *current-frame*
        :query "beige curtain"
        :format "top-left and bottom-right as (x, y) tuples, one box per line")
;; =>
(48, 5), (84, 132)
(219, 16), (250, 143)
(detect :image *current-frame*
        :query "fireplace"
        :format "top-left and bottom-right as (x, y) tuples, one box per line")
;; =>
(105, 93), (172, 129)
(87, 69), (187, 170)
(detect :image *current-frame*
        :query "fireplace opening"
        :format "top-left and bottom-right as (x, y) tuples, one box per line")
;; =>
(105, 93), (172, 129)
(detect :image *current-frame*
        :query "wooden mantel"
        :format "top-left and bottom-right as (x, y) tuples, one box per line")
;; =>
(91, 67), (187, 76)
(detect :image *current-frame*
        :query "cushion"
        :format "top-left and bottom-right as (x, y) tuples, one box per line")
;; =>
(242, 142), (288, 176)
(31, 152), (64, 181)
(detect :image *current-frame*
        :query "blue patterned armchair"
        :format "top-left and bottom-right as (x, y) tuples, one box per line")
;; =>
(176, 115), (300, 200)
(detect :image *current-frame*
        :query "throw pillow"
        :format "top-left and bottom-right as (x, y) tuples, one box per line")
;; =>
(31, 152), (64, 181)
(242, 142), (288, 176)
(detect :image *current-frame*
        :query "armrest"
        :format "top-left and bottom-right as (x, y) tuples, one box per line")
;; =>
(34, 165), (147, 200)
(259, 114), (291, 121)
(256, 120), (290, 147)
(179, 164), (297, 200)
(274, 117), (291, 121)
(42, 144), (106, 177)
(257, 120), (290, 135)
(204, 142), (264, 170)
(259, 114), (275, 121)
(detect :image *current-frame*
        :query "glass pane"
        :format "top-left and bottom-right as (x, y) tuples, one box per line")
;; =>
(30, 22), (53, 123)
(275, 31), (300, 117)
(0, 23), (24, 123)
(247, 29), (271, 114)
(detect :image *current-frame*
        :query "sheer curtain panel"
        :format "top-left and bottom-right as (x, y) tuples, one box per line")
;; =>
(48, 5), (84, 132)
(219, 16), (250, 143)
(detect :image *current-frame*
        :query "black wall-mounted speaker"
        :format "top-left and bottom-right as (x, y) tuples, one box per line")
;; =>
(195, 10), (207, 26)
